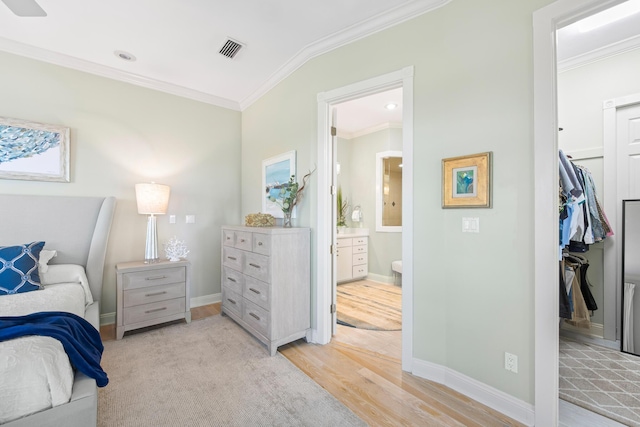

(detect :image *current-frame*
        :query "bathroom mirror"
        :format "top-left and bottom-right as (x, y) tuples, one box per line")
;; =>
(622, 199), (640, 356)
(376, 151), (402, 232)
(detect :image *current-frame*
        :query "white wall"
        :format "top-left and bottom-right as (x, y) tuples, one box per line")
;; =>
(0, 51), (242, 319)
(242, 0), (555, 404)
(558, 47), (640, 327)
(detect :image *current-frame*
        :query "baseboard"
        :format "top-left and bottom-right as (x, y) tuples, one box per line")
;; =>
(100, 312), (115, 326)
(412, 358), (535, 426)
(560, 324), (620, 350)
(560, 320), (604, 339)
(191, 293), (221, 308)
(99, 293), (222, 326)
(365, 272), (394, 284)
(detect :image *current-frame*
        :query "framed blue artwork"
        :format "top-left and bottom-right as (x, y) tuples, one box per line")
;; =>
(442, 152), (492, 208)
(262, 150), (296, 218)
(0, 117), (70, 182)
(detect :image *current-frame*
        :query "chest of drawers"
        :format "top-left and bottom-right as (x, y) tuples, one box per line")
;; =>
(221, 225), (310, 356)
(116, 259), (191, 340)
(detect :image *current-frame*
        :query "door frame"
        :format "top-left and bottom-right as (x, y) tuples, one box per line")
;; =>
(315, 66), (415, 370)
(533, 0), (625, 425)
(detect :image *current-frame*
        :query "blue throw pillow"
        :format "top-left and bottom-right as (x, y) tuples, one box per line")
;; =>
(0, 241), (45, 295)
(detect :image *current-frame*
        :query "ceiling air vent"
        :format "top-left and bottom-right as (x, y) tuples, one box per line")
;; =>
(219, 38), (244, 59)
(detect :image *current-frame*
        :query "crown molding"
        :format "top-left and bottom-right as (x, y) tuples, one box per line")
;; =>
(0, 36), (241, 111)
(239, 0), (451, 110)
(337, 122), (402, 140)
(558, 33), (640, 73)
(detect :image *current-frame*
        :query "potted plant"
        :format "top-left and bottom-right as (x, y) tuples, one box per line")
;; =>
(337, 186), (348, 228)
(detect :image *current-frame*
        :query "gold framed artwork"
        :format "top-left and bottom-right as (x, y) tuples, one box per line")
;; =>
(442, 152), (492, 208)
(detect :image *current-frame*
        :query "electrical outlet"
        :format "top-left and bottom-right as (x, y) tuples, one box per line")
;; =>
(186, 215), (195, 224)
(505, 352), (518, 373)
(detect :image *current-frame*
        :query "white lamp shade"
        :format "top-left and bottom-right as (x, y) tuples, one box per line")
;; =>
(135, 183), (170, 214)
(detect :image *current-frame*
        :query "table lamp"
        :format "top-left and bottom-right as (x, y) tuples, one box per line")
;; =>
(135, 182), (170, 263)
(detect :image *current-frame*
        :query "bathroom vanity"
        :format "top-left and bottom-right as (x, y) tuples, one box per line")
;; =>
(336, 228), (369, 283)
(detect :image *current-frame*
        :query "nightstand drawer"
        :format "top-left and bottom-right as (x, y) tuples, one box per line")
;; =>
(123, 298), (185, 325)
(222, 266), (245, 294)
(222, 247), (244, 271)
(244, 276), (270, 311)
(243, 299), (268, 337)
(222, 287), (243, 318)
(124, 282), (185, 307)
(243, 251), (270, 282)
(252, 233), (271, 256)
(123, 267), (185, 290)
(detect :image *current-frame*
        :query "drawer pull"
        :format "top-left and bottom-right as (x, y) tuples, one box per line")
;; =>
(258, 242), (263, 246)
(249, 312), (260, 321)
(145, 291), (167, 297)
(227, 277), (237, 282)
(249, 288), (261, 295)
(240, 239), (246, 243)
(228, 256), (237, 261)
(146, 275), (167, 281)
(145, 307), (167, 314)
(227, 298), (237, 305)
(249, 263), (261, 269)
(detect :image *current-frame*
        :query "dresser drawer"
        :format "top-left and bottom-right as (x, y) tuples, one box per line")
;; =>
(252, 233), (271, 256)
(243, 251), (270, 282)
(222, 266), (245, 294)
(222, 287), (243, 318)
(234, 231), (252, 251)
(244, 276), (270, 311)
(353, 237), (367, 246)
(123, 297), (185, 325)
(222, 229), (235, 247)
(336, 238), (352, 248)
(352, 252), (368, 266)
(353, 244), (367, 254)
(353, 264), (367, 278)
(123, 267), (185, 290)
(124, 282), (185, 308)
(243, 299), (269, 338)
(222, 247), (244, 271)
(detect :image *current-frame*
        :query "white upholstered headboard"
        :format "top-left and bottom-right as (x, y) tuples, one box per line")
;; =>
(0, 195), (116, 302)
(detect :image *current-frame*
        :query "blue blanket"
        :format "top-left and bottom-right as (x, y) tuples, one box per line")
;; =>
(0, 311), (108, 387)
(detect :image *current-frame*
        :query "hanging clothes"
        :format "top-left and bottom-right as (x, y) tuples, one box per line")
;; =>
(558, 150), (611, 324)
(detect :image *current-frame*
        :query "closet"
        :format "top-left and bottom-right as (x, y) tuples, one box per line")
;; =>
(559, 149), (612, 331)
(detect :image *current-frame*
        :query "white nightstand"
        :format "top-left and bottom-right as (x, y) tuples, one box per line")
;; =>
(116, 259), (191, 340)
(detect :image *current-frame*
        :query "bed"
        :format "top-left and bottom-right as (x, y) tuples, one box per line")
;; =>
(0, 195), (116, 427)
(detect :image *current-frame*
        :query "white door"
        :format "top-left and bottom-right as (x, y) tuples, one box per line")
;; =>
(617, 103), (640, 200)
(331, 107), (338, 335)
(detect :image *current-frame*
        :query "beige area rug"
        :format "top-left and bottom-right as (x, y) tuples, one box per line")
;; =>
(559, 337), (640, 427)
(337, 280), (401, 331)
(99, 315), (365, 427)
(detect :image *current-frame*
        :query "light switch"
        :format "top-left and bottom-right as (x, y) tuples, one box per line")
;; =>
(186, 215), (195, 224)
(169, 215), (176, 224)
(462, 217), (479, 233)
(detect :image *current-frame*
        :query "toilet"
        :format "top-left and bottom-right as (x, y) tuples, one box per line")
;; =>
(392, 260), (402, 286)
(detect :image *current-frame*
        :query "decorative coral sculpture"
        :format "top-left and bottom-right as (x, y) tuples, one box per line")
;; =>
(164, 236), (189, 262)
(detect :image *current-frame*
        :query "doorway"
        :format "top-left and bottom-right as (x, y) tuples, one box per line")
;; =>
(331, 88), (404, 359)
(534, 0), (635, 425)
(315, 66), (414, 371)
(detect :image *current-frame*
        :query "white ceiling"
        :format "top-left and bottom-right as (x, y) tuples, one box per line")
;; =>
(0, 0), (449, 111)
(1, 0), (640, 135)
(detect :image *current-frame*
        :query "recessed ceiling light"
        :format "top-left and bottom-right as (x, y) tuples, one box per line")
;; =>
(385, 103), (398, 110)
(114, 50), (136, 62)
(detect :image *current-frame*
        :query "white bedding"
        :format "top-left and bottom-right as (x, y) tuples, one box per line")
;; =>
(0, 266), (92, 424)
